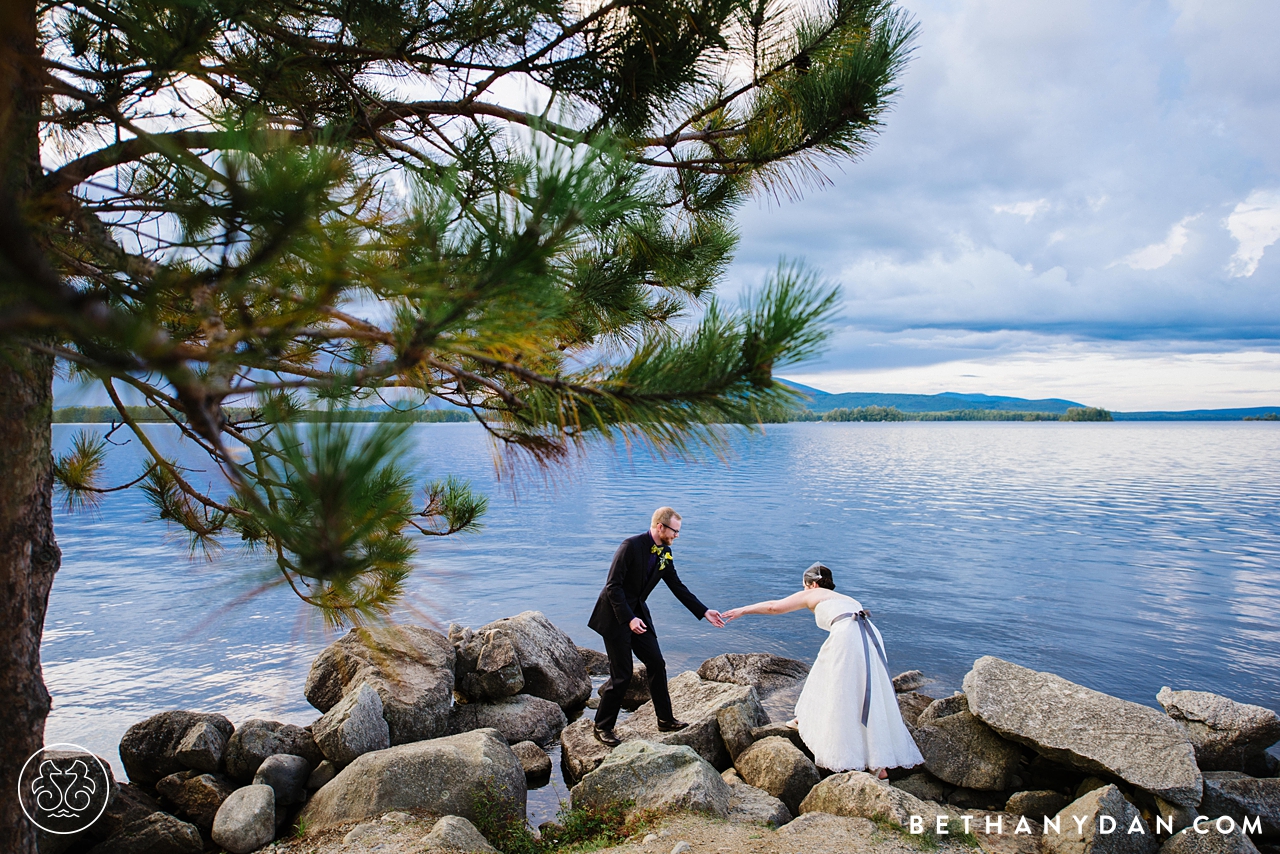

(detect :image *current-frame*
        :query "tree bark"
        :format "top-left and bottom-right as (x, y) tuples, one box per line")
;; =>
(1, 1), (60, 852)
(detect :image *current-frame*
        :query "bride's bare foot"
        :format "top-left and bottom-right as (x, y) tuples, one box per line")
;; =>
(785, 718), (799, 729)
(875, 767), (889, 780)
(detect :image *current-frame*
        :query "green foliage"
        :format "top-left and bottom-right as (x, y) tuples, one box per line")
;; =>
(1061, 407), (1114, 422)
(1243, 412), (1279, 421)
(52, 430), (109, 511)
(9, 0), (915, 621)
(469, 784), (654, 854)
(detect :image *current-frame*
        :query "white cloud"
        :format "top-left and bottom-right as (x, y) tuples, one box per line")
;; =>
(1226, 190), (1280, 277)
(1116, 216), (1198, 270)
(993, 199), (1050, 221)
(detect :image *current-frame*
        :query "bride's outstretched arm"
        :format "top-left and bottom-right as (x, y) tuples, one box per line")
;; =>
(723, 589), (821, 622)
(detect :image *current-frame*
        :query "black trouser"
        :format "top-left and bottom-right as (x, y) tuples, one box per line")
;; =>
(595, 627), (671, 731)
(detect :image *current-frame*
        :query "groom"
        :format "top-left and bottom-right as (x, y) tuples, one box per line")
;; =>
(588, 507), (725, 747)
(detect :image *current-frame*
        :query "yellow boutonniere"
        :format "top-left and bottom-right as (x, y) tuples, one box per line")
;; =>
(650, 544), (672, 570)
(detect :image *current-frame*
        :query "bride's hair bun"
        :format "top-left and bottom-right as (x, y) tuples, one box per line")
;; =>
(802, 562), (835, 590)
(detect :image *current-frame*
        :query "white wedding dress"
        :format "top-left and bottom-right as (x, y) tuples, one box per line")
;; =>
(793, 593), (924, 772)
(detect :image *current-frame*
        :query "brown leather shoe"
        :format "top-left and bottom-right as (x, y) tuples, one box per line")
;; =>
(656, 719), (689, 732)
(594, 725), (622, 747)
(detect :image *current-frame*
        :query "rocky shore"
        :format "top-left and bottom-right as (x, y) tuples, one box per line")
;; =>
(46, 612), (1280, 854)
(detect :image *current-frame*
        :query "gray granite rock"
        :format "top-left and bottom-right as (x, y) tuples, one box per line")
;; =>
(616, 670), (768, 769)
(912, 694), (1023, 791)
(253, 753), (310, 806)
(312, 682), (390, 765)
(421, 815), (499, 853)
(698, 653), (809, 724)
(454, 611), (590, 709)
(224, 719), (320, 782)
(174, 720), (228, 774)
(306, 760), (337, 790)
(1200, 771), (1280, 837)
(734, 736), (822, 816)
(450, 625), (525, 702)
(750, 723), (812, 759)
(559, 717), (612, 784)
(449, 693), (567, 746)
(119, 711), (235, 785)
(575, 646), (611, 676)
(1007, 790), (1071, 819)
(963, 656), (1202, 806)
(1042, 784), (1159, 854)
(511, 740), (552, 787)
(298, 729), (525, 832)
(893, 771), (952, 803)
(725, 777), (792, 827)
(570, 740), (731, 819)
(799, 770), (943, 827)
(305, 624), (456, 746)
(211, 784), (275, 854)
(897, 691), (938, 728)
(893, 671), (929, 693)
(718, 701), (758, 762)
(155, 770), (235, 829)
(1160, 826), (1261, 854)
(86, 811), (203, 854)
(87, 783), (158, 842)
(1158, 688), (1280, 774)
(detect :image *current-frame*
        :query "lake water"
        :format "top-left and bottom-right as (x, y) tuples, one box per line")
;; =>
(42, 422), (1280, 821)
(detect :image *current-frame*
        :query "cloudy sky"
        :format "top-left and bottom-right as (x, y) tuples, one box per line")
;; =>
(735, 0), (1280, 410)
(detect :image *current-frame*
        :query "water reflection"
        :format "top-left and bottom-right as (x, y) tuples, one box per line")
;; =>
(43, 422), (1280, 781)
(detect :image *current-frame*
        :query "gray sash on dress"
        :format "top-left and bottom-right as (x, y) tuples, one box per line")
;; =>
(830, 610), (889, 726)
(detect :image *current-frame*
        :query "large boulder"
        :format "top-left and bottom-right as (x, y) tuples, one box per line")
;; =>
(723, 772), (792, 827)
(1160, 826), (1261, 854)
(312, 682), (390, 765)
(751, 722), (812, 759)
(615, 671), (769, 769)
(224, 720), (320, 782)
(1042, 784), (1159, 854)
(963, 656), (1202, 806)
(912, 693), (1024, 791)
(87, 812), (203, 854)
(893, 671), (929, 693)
(559, 718), (612, 784)
(449, 693), (567, 746)
(734, 735), (821, 816)
(175, 720), (229, 774)
(893, 771), (952, 803)
(453, 611), (590, 709)
(1157, 688), (1280, 774)
(298, 729), (525, 832)
(718, 702), (758, 762)
(698, 653), (810, 724)
(450, 625), (524, 702)
(211, 784), (275, 854)
(252, 753), (310, 806)
(88, 784), (159, 842)
(421, 816), (499, 853)
(799, 770), (942, 827)
(1199, 772), (1280, 837)
(119, 711), (235, 785)
(155, 771), (235, 829)
(305, 624), (456, 745)
(570, 740), (732, 819)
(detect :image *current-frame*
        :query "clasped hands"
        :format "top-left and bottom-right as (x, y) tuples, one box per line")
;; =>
(628, 609), (726, 634)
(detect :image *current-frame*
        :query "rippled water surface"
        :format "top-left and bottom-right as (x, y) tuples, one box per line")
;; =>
(43, 422), (1280, 802)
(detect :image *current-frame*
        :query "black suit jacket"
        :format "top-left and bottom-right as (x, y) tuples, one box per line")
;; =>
(587, 532), (709, 640)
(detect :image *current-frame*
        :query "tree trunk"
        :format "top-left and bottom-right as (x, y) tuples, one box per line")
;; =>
(1, 1), (59, 853)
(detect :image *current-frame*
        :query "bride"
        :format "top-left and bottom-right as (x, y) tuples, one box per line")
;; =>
(722, 562), (923, 777)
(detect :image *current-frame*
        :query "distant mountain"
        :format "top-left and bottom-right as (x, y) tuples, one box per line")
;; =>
(1112, 407), (1280, 421)
(777, 380), (1087, 414)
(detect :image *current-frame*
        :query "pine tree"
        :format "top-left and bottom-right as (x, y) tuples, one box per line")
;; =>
(0, 0), (913, 848)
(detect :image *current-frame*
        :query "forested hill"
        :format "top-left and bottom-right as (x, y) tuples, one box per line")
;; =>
(778, 381), (1086, 414)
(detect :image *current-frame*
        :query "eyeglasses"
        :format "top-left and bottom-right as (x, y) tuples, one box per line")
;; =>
(661, 522), (681, 536)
